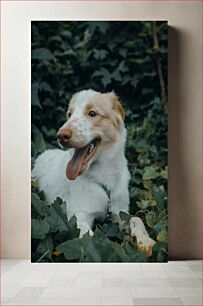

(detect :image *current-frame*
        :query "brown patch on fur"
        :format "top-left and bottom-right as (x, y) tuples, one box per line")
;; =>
(138, 243), (153, 257)
(111, 94), (125, 121)
(84, 95), (120, 144)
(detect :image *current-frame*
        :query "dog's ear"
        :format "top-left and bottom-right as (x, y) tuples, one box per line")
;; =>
(108, 92), (125, 121)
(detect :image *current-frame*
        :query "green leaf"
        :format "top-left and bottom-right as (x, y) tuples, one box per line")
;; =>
(143, 180), (153, 190)
(35, 133), (46, 153)
(111, 242), (130, 262)
(137, 199), (157, 209)
(143, 166), (159, 180)
(93, 49), (108, 60)
(160, 167), (168, 179)
(136, 139), (147, 153)
(157, 229), (168, 242)
(31, 219), (50, 240)
(152, 242), (168, 262)
(103, 223), (124, 240)
(57, 237), (91, 260)
(39, 82), (52, 93)
(131, 74), (139, 88)
(119, 211), (131, 223)
(35, 234), (53, 260)
(146, 211), (157, 228)
(31, 83), (42, 109)
(119, 48), (128, 58)
(92, 68), (111, 87)
(32, 48), (55, 60)
(31, 193), (50, 217)
(46, 199), (69, 233)
(68, 215), (80, 239)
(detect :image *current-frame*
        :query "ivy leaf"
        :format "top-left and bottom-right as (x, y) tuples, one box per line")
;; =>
(160, 167), (168, 179)
(119, 48), (128, 58)
(46, 199), (69, 233)
(57, 237), (91, 260)
(157, 229), (168, 242)
(137, 199), (157, 209)
(31, 83), (42, 109)
(93, 49), (108, 60)
(119, 211), (131, 223)
(35, 235), (53, 260)
(143, 166), (159, 180)
(31, 193), (50, 217)
(32, 48), (55, 60)
(39, 82), (52, 93)
(34, 133), (46, 153)
(31, 219), (50, 240)
(146, 211), (157, 228)
(92, 68), (112, 87)
(68, 215), (80, 239)
(131, 74), (139, 88)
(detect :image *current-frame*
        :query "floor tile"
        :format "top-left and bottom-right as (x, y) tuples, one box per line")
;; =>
(140, 263), (166, 272)
(142, 271), (168, 278)
(2, 262), (35, 287)
(54, 270), (79, 278)
(170, 277), (202, 287)
(79, 263), (102, 272)
(1, 259), (202, 306)
(103, 263), (142, 273)
(180, 296), (202, 305)
(2, 297), (38, 305)
(122, 277), (172, 287)
(47, 277), (76, 288)
(102, 297), (134, 305)
(133, 286), (178, 298)
(35, 297), (102, 305)
(164, 265), (192, 272)
(133, 297), (183, 305)
(103, 270), (144, 278)
(75, 276), (102, 287)
(102, 286), (132, 298)
(17, 271), (56, 287)
(2, 287), (22, 299)
(166, 271), (197, 278)
(194, 271), (202, 279)
(175, 287), (202, 298)
(102, 278), (122, 287)
(186, 260), (202, 265)
(15, 287), (45, 298)
(189, 264), (202, 272)
(41, 287), (101, 298)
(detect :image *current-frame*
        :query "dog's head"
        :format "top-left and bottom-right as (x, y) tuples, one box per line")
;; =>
(57, 89), (125, 180)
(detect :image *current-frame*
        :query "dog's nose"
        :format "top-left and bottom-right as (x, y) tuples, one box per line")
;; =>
(57, 128), (72, 145)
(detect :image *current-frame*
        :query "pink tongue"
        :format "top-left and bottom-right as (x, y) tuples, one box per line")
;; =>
(66, 145), (90, 180)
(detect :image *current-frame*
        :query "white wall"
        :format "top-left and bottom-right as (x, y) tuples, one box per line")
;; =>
(1, 0), (202, 259)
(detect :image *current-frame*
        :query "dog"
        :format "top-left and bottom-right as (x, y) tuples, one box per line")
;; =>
(32, 89), (155, 256)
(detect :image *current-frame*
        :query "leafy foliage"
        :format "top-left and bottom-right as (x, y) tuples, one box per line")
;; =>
(31, 21), (168, 262)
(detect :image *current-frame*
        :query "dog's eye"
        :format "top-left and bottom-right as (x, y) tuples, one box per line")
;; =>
(67, 112), (71, 118)
(88, 111), (97, 117)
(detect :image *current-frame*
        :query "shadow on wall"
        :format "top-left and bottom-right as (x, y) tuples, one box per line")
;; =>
(168, 26), (202, 260)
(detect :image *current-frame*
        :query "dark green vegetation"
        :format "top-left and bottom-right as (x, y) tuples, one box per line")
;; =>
(31, 21), (168, 262)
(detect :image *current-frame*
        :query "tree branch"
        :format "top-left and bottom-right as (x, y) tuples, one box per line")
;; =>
(152, 21), (166, 105)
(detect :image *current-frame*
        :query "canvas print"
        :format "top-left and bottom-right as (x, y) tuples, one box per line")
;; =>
(31, 21), (168, 262)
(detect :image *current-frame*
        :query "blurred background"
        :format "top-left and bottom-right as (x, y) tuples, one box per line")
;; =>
(31, 21), (168, 262)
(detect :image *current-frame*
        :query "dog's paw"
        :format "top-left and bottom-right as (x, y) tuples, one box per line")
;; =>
(129, 217), (155, 257)
(136, 233), (155, 257)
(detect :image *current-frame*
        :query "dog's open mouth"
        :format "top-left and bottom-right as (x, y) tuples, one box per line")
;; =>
(66, 138), (100, 180)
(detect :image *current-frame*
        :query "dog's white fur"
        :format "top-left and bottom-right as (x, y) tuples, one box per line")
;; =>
(32, 89), (155, 255)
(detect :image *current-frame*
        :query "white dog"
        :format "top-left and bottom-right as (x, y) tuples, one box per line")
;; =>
(32, 89), (155, 256)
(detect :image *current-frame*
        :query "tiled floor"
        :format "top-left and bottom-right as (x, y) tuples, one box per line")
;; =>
(1, 260), (202, 305)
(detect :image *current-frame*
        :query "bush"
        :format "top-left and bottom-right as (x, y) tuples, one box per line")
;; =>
(31, 21), (168, 262)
